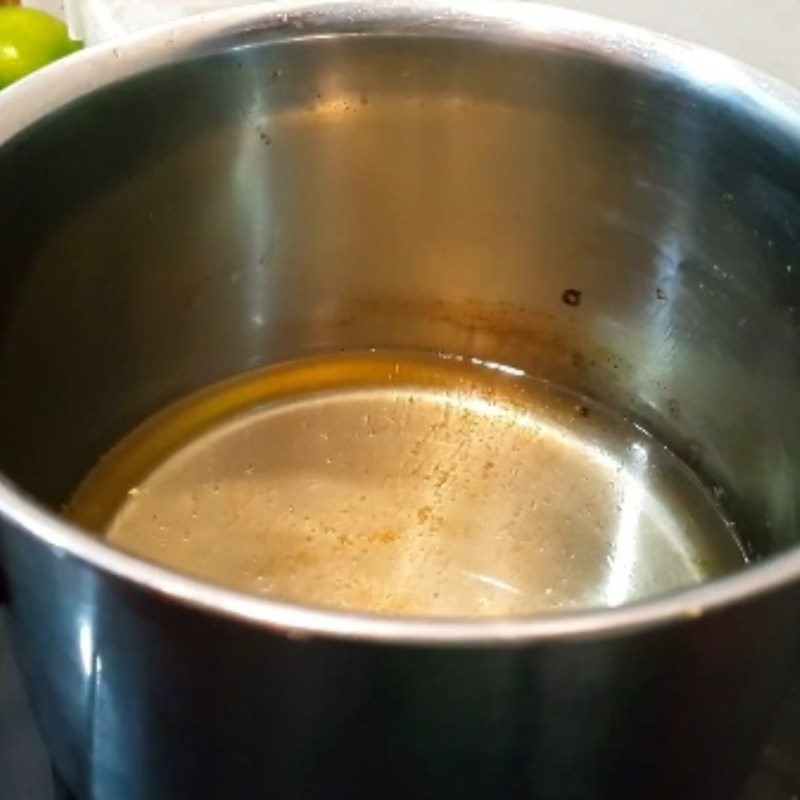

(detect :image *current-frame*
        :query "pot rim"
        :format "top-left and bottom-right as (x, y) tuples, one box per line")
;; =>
(2, 0), (800, 645)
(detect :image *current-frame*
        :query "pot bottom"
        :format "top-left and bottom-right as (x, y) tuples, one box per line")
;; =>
(66, 350), (745, 616)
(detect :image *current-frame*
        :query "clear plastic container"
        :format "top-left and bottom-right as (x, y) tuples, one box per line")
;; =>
(63, 0), (263, 44)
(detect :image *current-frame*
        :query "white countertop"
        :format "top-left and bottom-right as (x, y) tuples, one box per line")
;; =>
(559, 0), (800, 86)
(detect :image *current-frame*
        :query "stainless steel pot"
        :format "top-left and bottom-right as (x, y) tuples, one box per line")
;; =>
(2, 2), (800, 798)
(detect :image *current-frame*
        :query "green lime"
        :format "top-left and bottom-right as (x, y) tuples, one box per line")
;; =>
(0, 7), (82, 89)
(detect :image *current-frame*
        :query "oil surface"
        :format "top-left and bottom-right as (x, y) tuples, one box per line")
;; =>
(67, 351), (745, 616)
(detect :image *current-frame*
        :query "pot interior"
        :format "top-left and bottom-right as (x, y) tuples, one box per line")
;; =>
(1, 22), (799, 612)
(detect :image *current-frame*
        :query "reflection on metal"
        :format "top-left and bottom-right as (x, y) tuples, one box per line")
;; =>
(77, 620), (93, 679)
(465, 570), (528, 598)
(604, 442), (648, 607)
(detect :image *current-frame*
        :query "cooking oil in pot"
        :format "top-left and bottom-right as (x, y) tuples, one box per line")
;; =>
(66, 351), (744, 616)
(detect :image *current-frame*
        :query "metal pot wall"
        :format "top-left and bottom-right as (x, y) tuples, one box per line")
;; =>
(2, 2), (800, 798)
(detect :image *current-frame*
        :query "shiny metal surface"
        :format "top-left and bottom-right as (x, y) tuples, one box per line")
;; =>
(5, 610), (800, 800)
(2, 1), (800, 797)
(67, 352), (743, 615)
